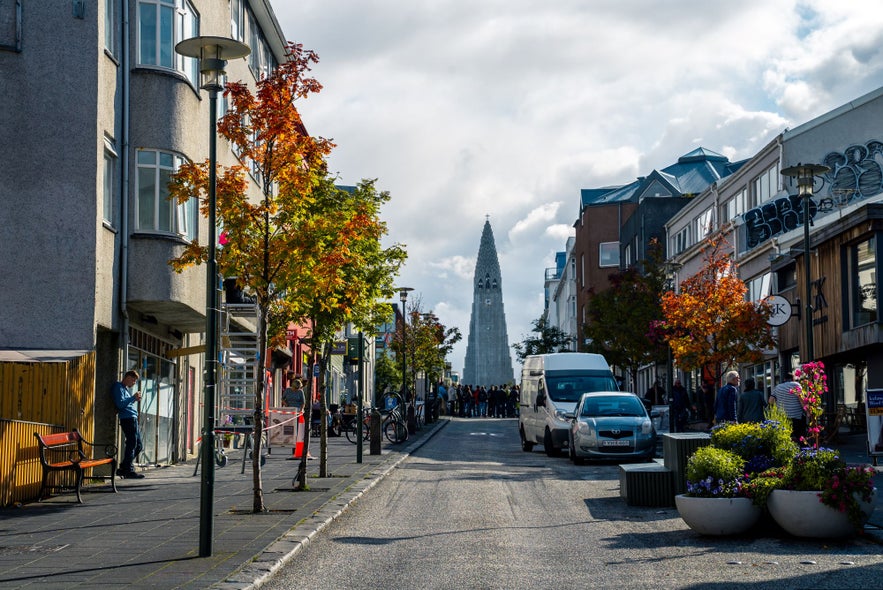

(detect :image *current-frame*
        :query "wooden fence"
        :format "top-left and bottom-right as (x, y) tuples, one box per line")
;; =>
(0, 351), (98, 506)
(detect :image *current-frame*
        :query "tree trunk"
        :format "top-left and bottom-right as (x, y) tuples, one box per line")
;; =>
(252, 307), (268, 512)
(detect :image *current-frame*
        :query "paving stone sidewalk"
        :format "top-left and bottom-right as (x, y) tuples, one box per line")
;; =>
(0, 419), (447, 590)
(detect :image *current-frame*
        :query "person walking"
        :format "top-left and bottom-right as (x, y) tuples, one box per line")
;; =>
(111, 370), (145, 479)
(770, 372), (806, 441)
(737, 377), (767, 423)
(715, 371), (740, 424)
(671, 379), (690, 432)
(282, 375), (308, 458)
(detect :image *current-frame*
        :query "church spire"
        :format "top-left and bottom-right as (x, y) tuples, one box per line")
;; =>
(463, 219), (514, 385)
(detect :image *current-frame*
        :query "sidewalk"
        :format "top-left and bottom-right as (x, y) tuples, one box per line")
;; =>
(0, 419), (448, 590)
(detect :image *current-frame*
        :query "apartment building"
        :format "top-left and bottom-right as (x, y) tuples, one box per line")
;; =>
(0, 1), (288, 466)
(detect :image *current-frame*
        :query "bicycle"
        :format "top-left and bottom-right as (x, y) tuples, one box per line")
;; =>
(343, 412), (371, 444)
(383, 406), (409, 444)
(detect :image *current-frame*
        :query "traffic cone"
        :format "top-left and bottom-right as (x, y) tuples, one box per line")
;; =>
(292, 412), (305, 458)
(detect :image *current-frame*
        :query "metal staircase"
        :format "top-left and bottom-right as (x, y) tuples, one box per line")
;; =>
(219, 302), (261, 422)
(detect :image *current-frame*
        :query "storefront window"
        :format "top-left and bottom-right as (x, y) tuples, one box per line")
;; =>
(850, 236), (877, 327)
(128, 343), (177, 466)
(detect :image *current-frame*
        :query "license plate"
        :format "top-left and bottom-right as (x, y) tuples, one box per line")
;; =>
(601, 440), (630, 447)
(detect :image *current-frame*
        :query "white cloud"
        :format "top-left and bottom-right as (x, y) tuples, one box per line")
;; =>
(271, 0), (883, 377)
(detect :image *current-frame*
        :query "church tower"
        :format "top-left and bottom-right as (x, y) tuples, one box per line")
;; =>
(463, 219), (514, 385)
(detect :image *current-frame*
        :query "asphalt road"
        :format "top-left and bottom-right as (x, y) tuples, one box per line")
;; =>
(261, 417), (883, 590)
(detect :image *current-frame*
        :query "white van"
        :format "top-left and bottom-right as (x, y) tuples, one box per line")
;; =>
(519, 353), (617, 456)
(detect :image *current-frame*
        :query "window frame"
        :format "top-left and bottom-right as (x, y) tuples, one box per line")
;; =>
(135, 148), (197, 240)
(103, 137), (118, 226)
(849, 236), (878, 328)
(137, 0), (200, 85)
(598, 241), (620, 268)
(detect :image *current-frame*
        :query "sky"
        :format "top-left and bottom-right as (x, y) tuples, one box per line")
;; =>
(269, 0), (883, 378)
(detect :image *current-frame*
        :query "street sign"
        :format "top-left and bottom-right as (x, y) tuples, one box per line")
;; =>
(313, 364), (320, 377)
(765, 295), (792, 326)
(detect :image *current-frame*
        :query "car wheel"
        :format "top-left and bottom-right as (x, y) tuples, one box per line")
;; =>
(520, 427), (534, 452)
(543, 428), (560, 457)
(569, 434), (584, 464)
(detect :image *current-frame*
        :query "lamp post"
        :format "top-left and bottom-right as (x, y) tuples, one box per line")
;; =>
(781, 163), (830, 364)
(175, 36), (250, 559)
(398, 288), (413, 426)
(662, 261), (681, 433)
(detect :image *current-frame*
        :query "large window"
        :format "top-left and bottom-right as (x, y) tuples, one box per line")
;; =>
(599, 242), (619, 268)
(136, 149), (197, 239)
(753, 162), (780, 205)
(746, 273), (771, 302)
(724, 187), (748, 222)
(694, 208), (714, 241)
(850, 237), (877, 327)
(138, 0), (199, 84)
(104, 0), (114, 52)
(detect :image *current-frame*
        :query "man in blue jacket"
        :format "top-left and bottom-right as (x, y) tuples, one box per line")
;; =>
(715, 371), (740, 424)
(111, 370), (145, 479)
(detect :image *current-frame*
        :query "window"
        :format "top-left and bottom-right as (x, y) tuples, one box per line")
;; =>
(599, 242), (619, 268)
(753, 162), (780, 205)
(138, 0), (199, 84)
(103, 137), (118, 225)
(136, 149), (197, 239)
(850, 237), (877, 327)
(777, 263), (797, 292)
(724, 187), (748, 221)
(694, 208), (714, 240)
(580, 254), (585, 288)
(0, 0), (21, 52)
(746, 273), (771, 302)
(105, 0), (114, 52)
(673, 226), (689, 255)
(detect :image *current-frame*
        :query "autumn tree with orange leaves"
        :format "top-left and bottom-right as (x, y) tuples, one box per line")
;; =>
(169, 44), (335, 512)
(659, 237), (775, 385)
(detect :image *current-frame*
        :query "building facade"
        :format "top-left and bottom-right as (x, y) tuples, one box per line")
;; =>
(0, 1), (289, 465)
(463, 219), (514, 385)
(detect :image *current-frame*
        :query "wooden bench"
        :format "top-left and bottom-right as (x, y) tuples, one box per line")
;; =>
(34, 429), (118, 503)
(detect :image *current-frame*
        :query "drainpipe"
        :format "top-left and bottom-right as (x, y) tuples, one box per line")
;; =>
(119, 0), (131, 358)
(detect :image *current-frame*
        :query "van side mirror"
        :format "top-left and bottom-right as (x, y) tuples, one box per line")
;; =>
(536, 392), (546, 407)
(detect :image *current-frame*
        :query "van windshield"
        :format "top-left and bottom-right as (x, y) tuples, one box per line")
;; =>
(545, 373), (618, 403)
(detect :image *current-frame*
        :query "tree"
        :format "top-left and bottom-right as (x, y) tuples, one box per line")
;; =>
(659, 237), (775, 384)
(373, 350), (400, 405)
(278, 176), (406, 488)
(512, 316), (574, 363)
(169, 44), (333, 512)
(582, 241), (668, 387)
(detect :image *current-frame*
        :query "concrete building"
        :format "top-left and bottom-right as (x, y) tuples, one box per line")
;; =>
(0, 1), (289, 465)
(463, 219), (514, 386)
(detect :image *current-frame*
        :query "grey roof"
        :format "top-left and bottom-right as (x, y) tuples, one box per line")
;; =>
(580, 147), (747, 209)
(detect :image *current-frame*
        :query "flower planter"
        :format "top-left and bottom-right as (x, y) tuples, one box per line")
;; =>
(767, 488), (877, 538)
(675, 494), (761, 535)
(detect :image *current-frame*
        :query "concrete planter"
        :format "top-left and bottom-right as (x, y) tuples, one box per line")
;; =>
(767, 489), (876, 538)
(675, 494), (761, 535)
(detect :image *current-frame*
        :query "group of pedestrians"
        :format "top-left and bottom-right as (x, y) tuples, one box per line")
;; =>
(448, 384), (520, 418)
(712, 370), (806, 440)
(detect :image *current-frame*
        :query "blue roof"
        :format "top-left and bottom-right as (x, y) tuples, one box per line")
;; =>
(580, 147), (747, 209)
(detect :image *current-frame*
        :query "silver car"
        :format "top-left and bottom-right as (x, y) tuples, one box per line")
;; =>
(567, 392), (657, 464)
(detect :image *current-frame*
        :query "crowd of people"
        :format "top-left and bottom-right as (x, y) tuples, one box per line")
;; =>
(445, 384), (520, 418)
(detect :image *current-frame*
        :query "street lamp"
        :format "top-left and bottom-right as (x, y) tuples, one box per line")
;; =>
(398, 288), (413, 430)
(781, 163), (830, 364)
(662, 261), (681, 433)
(175, 35), (250, 559)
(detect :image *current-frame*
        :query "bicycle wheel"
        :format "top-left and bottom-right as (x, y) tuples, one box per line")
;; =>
(384, 419), (409, 443)
(344, 421), (359, 444)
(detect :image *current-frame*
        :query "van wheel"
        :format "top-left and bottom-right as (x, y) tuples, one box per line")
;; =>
(544, 429), (561, 457)
(520, 427), (534, 452)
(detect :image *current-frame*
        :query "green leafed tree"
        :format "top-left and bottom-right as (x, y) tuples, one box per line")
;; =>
(582, 243), (669, 387)
(512, 316), (574, 363)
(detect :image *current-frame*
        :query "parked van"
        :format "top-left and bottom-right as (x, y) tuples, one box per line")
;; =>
(519, 353), (617, 456)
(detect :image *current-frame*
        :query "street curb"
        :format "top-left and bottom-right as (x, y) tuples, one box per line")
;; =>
(212, 418), (450, 589)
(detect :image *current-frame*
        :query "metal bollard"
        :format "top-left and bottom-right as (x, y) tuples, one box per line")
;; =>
(370, 408), (382, 455)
